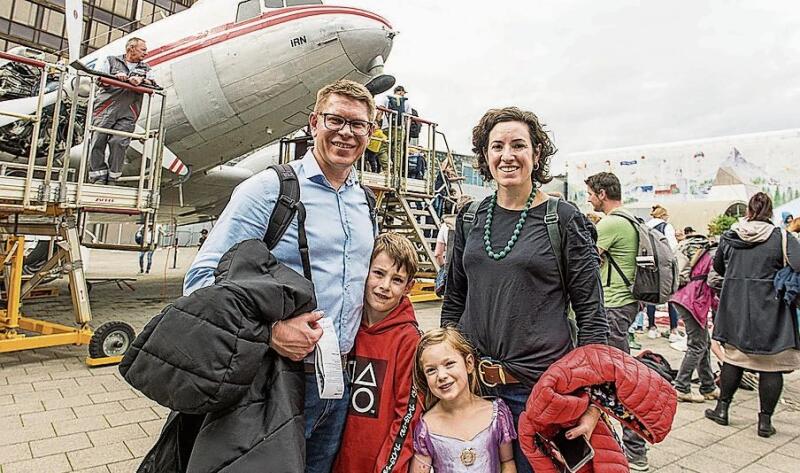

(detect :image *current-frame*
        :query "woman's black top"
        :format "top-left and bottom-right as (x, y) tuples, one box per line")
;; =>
(441, 196), (608, 387)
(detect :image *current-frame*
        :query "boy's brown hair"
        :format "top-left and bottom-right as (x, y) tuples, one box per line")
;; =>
(372, 233), (418, 282)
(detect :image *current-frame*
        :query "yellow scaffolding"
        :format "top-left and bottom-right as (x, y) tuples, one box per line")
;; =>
(0, 51), (165, 365)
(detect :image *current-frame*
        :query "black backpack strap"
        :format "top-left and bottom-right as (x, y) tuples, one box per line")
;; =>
(545, 196), (567, 291)
(294, 202), (312, 281)
(262, 164), (311, 281)
(264, 164), (300, 249)
(604, 209), (638, 288)
(460, 199), (482, 239)
(605, 253), (632, 288)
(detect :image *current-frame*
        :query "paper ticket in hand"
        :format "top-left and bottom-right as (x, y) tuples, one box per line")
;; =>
(314, 317), (344, 399)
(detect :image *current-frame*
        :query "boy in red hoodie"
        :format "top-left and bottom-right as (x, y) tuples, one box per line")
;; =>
(333, 233), (421, 473)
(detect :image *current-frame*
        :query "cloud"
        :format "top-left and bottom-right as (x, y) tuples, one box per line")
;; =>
(340, 0), (800, 156)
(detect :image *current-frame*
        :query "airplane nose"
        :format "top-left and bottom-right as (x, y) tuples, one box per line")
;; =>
(338, 25), (395, 75)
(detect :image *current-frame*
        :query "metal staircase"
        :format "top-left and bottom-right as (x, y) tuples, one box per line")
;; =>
(0, 51), (166, 365)
(377, 191), (441, 278)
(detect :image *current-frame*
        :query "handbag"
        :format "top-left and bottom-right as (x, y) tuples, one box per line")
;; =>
(434, 266), (447, 297)
(774, 229), (800, 306)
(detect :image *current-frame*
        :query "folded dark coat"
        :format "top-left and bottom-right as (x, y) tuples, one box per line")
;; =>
(119, 239), (316, 473)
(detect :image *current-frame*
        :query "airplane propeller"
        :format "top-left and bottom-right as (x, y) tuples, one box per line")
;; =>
(0, 91), (59, 127)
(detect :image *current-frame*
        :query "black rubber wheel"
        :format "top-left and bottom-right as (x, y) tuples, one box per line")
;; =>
(88, 321), (135, 358)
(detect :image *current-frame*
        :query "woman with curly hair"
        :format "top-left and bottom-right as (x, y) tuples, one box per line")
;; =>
(440, 107), (609, 472)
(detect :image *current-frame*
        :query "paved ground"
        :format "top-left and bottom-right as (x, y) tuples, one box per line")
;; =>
(0, 247), (798, 472)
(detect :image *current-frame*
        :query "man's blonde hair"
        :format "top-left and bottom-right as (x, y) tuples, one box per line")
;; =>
(371, 233), (418, 282)
(314, 79), (376, 122)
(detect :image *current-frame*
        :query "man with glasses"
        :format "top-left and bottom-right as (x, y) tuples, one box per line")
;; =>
(184, 79), (377, 473)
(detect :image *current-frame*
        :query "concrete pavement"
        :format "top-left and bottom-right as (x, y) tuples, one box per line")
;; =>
(0, 248), (798, 472)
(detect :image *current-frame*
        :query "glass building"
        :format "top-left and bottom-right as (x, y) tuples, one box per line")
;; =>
(0, 0), (198, 59)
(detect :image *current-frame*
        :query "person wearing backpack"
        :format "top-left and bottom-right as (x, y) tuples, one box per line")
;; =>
(643, 205), (682, 344)
(184, 80), (377, 473)
(670, 230), (721, 403)
(705, 192), (800, 439)
(585, 171), (652, 471)
(441, 107), (608, 473)
(377, 85), (412, 167)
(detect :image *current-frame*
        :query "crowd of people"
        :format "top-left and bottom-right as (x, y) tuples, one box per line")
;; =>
(119, 79), (800, 473)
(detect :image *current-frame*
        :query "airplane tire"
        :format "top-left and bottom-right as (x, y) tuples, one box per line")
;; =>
(88, 321), (135, 359)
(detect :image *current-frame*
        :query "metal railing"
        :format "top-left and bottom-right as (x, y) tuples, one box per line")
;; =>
(0, 51), (167, 215)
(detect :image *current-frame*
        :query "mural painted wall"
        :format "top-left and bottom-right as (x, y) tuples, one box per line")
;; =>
(561, 129), (800, 208)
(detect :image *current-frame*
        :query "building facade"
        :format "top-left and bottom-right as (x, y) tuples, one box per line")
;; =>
(1, 0), (197, 58)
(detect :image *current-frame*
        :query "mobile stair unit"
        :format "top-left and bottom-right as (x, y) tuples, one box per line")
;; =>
(0, 51), (166, 365)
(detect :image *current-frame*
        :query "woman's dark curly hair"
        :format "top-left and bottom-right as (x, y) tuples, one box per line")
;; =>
(471, 107), (557, 185)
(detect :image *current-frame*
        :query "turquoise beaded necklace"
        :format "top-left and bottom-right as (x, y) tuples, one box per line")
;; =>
(483, 190), (536, 260)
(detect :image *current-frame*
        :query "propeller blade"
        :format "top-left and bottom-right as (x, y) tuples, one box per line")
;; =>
(0, 91), (59, 127)
(64, 0), (84, 63)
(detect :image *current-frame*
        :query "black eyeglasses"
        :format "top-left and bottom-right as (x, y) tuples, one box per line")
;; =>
(318, 113), (374, 136)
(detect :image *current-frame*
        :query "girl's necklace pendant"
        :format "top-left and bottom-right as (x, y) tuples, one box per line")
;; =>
(460, 447), (477, 466)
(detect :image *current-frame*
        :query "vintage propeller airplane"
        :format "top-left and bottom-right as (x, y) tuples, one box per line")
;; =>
(0, 0), (396, 221)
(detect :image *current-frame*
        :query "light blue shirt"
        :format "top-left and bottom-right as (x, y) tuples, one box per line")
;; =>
(183, 150), (376, 353)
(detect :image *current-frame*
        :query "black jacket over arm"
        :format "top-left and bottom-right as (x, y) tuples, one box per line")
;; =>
(120, 239), (316, 473)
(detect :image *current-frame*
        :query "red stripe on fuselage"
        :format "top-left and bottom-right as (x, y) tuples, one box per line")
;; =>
(145, 7), (391, 67)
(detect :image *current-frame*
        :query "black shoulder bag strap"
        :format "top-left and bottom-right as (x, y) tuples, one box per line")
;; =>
(379, 383), (418, 473)
(263, 164), (312, 281)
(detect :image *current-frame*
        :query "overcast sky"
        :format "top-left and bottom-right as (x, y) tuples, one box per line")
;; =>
(339, 0), (800, 165)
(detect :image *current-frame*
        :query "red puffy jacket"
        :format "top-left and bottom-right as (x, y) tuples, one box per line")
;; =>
(518, 345), (677, 473)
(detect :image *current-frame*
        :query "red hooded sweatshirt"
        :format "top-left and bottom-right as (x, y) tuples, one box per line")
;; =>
(333, 296), (421, 473)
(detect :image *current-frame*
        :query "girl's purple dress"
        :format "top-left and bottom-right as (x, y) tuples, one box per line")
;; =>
(413, 398), (517, 472)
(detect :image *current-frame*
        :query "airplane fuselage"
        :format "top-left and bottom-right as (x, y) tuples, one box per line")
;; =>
(83, 1), (393, 177)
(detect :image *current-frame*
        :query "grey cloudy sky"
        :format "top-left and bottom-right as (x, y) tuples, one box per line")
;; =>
(340, 0), (800, 163)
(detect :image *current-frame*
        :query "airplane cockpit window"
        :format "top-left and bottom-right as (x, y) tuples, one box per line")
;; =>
(236, 0), (261, 22)
(286, 0), (323, 6)
(264, 0), (284, 7)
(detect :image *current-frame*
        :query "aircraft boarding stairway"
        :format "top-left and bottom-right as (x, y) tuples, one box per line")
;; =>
(280, 106), (465, 300)
(0, 51), (166, 365)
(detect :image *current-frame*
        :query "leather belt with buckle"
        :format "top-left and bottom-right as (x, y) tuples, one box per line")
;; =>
(477, 359), (520, 387)
(303, 354), (349, 374)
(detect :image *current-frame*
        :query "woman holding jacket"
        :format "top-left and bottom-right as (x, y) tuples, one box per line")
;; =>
(705, 192), (800, 437)
(440, 107), (608, 472)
